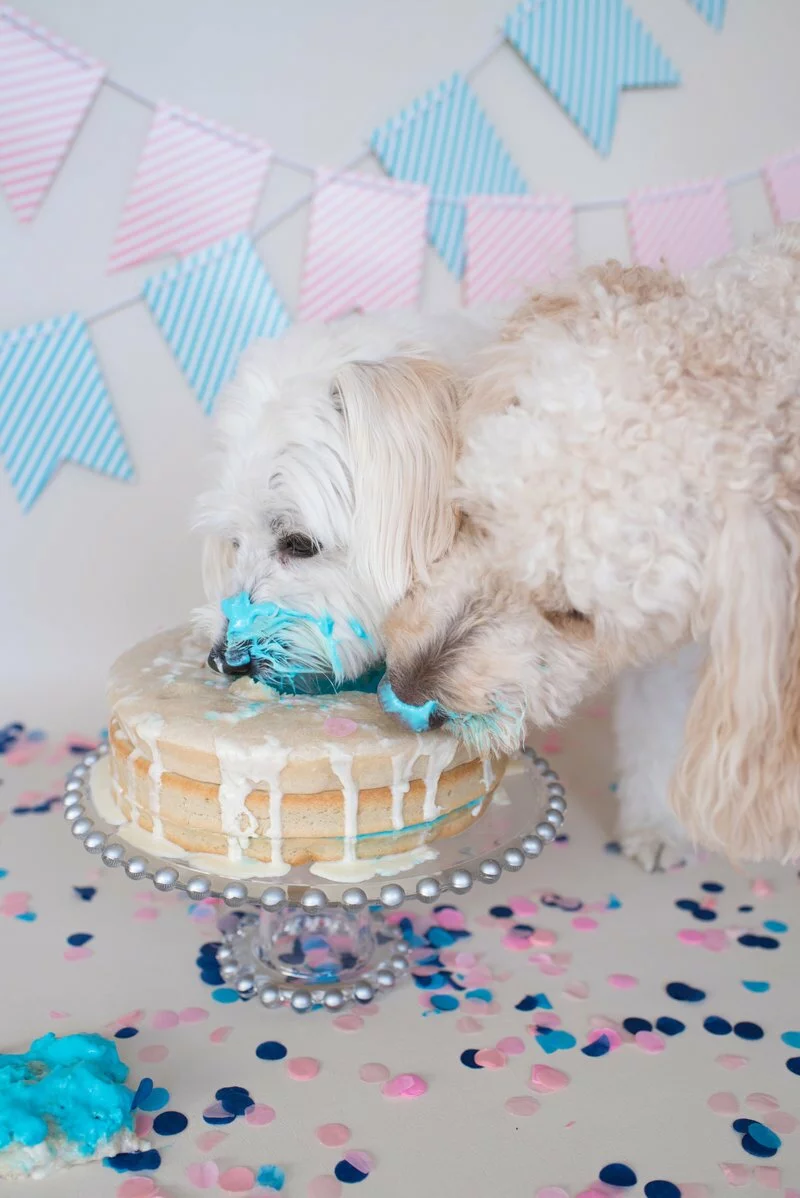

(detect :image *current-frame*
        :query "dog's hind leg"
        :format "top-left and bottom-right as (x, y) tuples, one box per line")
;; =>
(613, 643), (704, 871)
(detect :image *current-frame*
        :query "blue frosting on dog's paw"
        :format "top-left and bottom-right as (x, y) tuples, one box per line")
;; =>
(377, 675), (439, 732)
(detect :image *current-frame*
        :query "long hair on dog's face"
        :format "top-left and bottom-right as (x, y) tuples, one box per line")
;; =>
(194, 319), (461, 688)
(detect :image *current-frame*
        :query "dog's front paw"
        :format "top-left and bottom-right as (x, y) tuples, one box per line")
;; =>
(619, 826), (691, 873)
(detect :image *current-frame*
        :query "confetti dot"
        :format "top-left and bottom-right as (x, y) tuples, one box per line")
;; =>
(719, 1162), (752, 1186)
(202, 1102), (236, 1126)
(245, 1103), (276, 1126)
(608, 973), (638, 989)
(655, 1017), (685, 1036)
(358, 1062), (390, 1083)
(216, 1086), (254, 1116)
(734, 1021), (764, 1041)
(701, 881), (724, 893)
(256, 1040), (288, 1061)
(473, 1048), (506, 1069)
(66, 932), (93, 946)
(572, 916), (598, 931)
(704, 1016), (733, 1036)
(117, 1181), (157, 1198)
(528, 1065), (569, 1093)
(599, 1164), (637, 1187)
(211, 988), (239, 1004)
(317, 1124), (351, 1148)
(287, 1056), (320, 1081)
(333, 1014), (363, 1032)
(104, 1150), (162, 1174)
(505, 1095), (540, 1116)
(742, 981), (770, 993)
(644, 1183), (681, 1198)
(219, 1166), (256, 1191)
(635, 1031), (665, 1053)
(195, 1130), (227, 1152)
(382, 1072), (428, 1098)
(745, 1092), (779, 1112)
(324, 717), (358, 737)
(137, 1045), (168, 1064)
(623, 1017), (652, 1035)
(763, 920), (787, 933)
(456, 1016), (484, 1034)
(716, 1054), (748, 1070)
(136, 1086), (169, 1113)
(210, 1026), (233, 1044)
(152, 1110), (188, 1136)
(496, 1036), (525, 1056)
(64, 946), (93, 961)
(738, 934), (780, 950)
(786, 1057), (800, 1075)
(308, 1177), (342, 1198)
(708, 1091), (739, 1114)
(460, 1049), (482, 1069)
(782, 1031), (800, 1048)
(151, 1009), (180, 1030)
(430, 994), (459, 1011)
(186, 1160), (220, 1189)
(257, 1164), (286, 1191)
(666, 982), (706, 1003)
(179, 1007), (209, 1023)
(115, 1027), (139, 1040)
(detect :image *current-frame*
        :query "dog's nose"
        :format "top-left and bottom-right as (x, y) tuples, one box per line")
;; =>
(207, 645), (252, 676)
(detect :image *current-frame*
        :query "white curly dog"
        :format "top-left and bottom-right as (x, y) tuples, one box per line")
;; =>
(197, 227), (800, 869)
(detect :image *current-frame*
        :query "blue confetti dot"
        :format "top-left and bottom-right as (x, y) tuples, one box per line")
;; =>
(211, 987), (239, 1004)
(0, 869), (7, 878)
(701, 881), (724, 893)
(335, 1160), (368, 1183)
(655, 1017), (685, 1036)
(426, 927), (456, 948)
(747, 1122), (781, 1151)
(153, 1111), (188, 1136)
(216, 1086), (254, 1115)
(202, 1110), (236, 1126)
(104, 1149), (162, 1173)
(536, 1030), (576, 1054)
(465, 988), (493, 1003)
(515, 993), (552, 1011)
(430, 994), (459, 1012)
(781, 1031), (800, 1049)
(763, 920), (788, 933)
(738, 934), (780, 950)
(704, 1016), (732, 1036)
(131, 1078), (153, 1110)
(16, 912), (36, 922)
(114, 1026), (139, 1039)
(136, 1086), (170, 1112)
(742, 1132), (778, 1158)
(666, 981), (706, 1003)
(66, 932), (93, 946)
(742, 981), (771, 993)
(734, 1021), (764, 1041)
(73, 886), (96, 901)
(607, 894), (622, 909)
(460, 1049), (482, 1069)
(582, 1034), (610, 1057)
(785, 1056), (800, 1075)
(256, 1040), (288, 1061)
(623, 1017), (653, 1035)
(257, 1164), (286, 1191)
(599, 1163), (637, 1187)
(644, 1183), (681, 1198)
(732, 1118), (753, 1133)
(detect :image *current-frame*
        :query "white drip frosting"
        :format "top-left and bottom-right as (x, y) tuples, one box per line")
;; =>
(309, 843), (438, 883)
(423, 737), (457, 822)
(133, 713), (165, 839)
(327, 749), (358, 863)
(482, 756), (495, 794)
(213, 736), (290, 868)
(389, 736), (423, 831)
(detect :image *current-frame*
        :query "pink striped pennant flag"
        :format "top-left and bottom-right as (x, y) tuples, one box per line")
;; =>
(108, 103), (271, 272)
(763, 149), (800, 224)
(627, 178), (733, 273)
(464, 194), (575, 305)
(298, 170), (429, 322)
(0, 6), (105, 222)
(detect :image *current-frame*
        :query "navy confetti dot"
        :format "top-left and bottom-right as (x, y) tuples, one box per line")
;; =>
(785, 1057), (800, 1075)
(152, 1111), (188, 1136)
(734, 1020), (764, 1040)
(66, 932), (93, 946)
(131, 1078), (153, 1111)
(335, 1159), (368, 1183)
(599, 1163), (637, 1187)
(701, 881), (724, 893)
(73, 886), (96, 901)
(489, 905), (514, 918)
(515, 993), (551, 1012)
(623, 1017), (653, 1035)
(256, 1040), (287, 1061)
(104, 1149), (162, 1173)
(216, 1086), (254, 1115)
(655, 1017), (685, 1037)
(644, 1182), (681, 1198)
(460, 1049), (482, 1069)
(582, 1034), (611, 1057)
(704, 1016), (732, 1036)
(738, 933), (780, 950)
(114, 1026), (139, 1039)
(665, 982), (705, 1003)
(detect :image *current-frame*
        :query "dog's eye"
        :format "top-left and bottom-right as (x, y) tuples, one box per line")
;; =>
(230, 538), (240, 551)
(277, 532), (319, 559)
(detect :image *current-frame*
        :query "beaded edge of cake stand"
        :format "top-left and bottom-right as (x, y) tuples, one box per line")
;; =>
(62, 744), (567, 1012)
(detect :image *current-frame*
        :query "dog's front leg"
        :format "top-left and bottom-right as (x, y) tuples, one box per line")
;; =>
(612, 643), (704, 871)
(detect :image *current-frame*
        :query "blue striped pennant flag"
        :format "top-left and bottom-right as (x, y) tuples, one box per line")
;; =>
(687, 0), (726, 28)
(371, 73), (528, 277)
(0, 313), (133, 510)
(143, 233), (290, 415)
(505, 0), (680, 156)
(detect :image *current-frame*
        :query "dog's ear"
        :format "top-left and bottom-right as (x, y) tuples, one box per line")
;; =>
(332, 356), (460, 606)
(671, 500), (800, 861)
(200, 534), (237, 601)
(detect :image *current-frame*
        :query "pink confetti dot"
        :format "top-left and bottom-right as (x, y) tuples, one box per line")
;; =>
(532, 1011), (561, 1030)
(701, 929), (730, 952)
(634, 1030), (665, 1053)
(754, 1166), (781, 1190)
(324, 716), (358, 737)
(137, 1044), (169, 1064)
(607, 973), (638, 989)
(316, 1123), (351, 1147)
(333, 1014), (363, 1032)
(1, 892), (32, 916)
(529, 1065), (569, 1093)
(745, 1091), (779, 1112)
(195, 1130), (227, 1152)
(381, 1072), (428, 1098)
(134, 1114), (153, 1137)
(179, 1007), (208, 1023)
(186, 1160), (220, 1189)
(505, 1096), (539, 1117)
(118, 1180), (158, 1198)
(456, 1016), (483, 1033)
(63, 946), (93, 961)
(563, 981), (589, 1000)
(344, 1150), (374, 1175)
(435, 907), (466, 931)
(528, 929), (557, 948)
(750, 877), (773, 897)
(245, 1103), (275, 1126)
(707, 1091), (739, 1114)
(151, 1009), (179, 1030)
(209, 1026), (232, 1044)
(765, 1110), (798, 1134)
(588, 1027), (622, 1050)
(49, 1010), (70, 1019)
(474, 1048), (506, 1070)
(571, 916), (599, 931)
(133, 907), (159, 921)
(219, 1166), (255, 1192)
(496, 1036), (525, 1056)
(678, 1187), (709, 1198)
(287, 1056), (320, 1081)
(358, 1062), (390, 1083)
(678, 928), (705, 944)
(719, 1162), (751, 1187)
(455, 951), (477, 968)
(510, 896), (538, 916)
(503, 930), (532, 951)
(716, 1054), (748, 1070)
(308, 1177), (342, 1198)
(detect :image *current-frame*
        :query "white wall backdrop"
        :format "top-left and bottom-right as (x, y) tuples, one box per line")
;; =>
(2, 0), (799, 725)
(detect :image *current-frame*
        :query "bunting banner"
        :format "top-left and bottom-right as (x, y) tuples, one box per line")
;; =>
(142, 233), (290, 415)
(0, 314), (133, 510)
(371, 73), (528, 277)
(109, 103), (271, 272)
(687, 0), (727, 29)
(504, 0), (680, 156)
(627, 178), (734, 273)
(763, 150), (800, 225)
(0, 6), (105, 222)
(298, 172), (429, 322)
(464, 194), (575, 305)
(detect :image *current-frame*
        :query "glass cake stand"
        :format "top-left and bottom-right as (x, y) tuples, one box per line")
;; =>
(61, 747), (566, 1013)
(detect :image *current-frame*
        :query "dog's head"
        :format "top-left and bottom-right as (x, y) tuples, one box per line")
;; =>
(194, 317), (463, 690)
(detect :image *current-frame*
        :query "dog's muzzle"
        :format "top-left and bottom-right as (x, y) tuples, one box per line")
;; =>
(207, 642), (252, 677)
